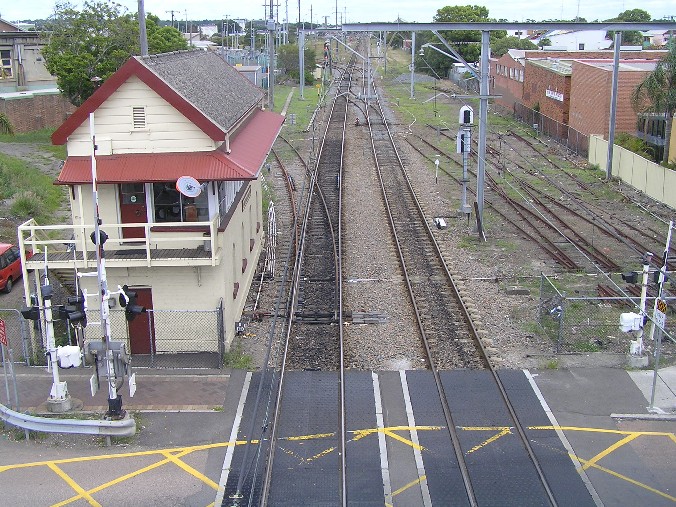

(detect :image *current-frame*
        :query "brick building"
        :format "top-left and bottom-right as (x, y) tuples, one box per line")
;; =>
(0, 18), (75, 132)
(569, 59), (656, 138)
(490, 49), (667, 112)
(491, 50), (525, 111)
(522, 59), (571, 124)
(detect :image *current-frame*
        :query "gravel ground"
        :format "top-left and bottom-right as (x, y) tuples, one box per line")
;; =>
(238, 72), (676, 372)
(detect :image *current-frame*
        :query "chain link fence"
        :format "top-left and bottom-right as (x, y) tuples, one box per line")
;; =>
(538, 273), (675, 354)
(2, 304), (225, 369)
(511, 103), (589, 157)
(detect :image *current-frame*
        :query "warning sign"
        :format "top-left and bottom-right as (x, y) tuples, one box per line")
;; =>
(0, 319), (7, 347)
(654, 298), (667, 330)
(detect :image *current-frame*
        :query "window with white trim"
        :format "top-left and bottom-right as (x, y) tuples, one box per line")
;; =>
(0, 50), (12, 79)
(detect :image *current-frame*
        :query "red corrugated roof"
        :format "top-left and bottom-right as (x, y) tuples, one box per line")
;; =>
(56, 109), (284, 185)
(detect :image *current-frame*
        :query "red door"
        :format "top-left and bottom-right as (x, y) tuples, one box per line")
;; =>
(119, 183), (147, 239)
(128, 287), (155, 355)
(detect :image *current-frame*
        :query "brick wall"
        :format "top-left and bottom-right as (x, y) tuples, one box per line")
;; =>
(569, 61), (650, 138)
(522, 62), (570, 124)
(0, 92), (75, 133)
(491, 54), (524, 109)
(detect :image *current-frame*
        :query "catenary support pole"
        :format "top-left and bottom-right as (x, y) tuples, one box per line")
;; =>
(299, 30), (305, 99)
(605, 31), (622, 180)
(410, 31), (415, 99)
(476, 30), (490, 231)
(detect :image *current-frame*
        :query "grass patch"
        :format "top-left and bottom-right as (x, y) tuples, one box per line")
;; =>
(543, 358), (559, 369)
(457, 235), (478, 249)
(570, 340), (601, 353)
(0, 128), (55, 144)
(0, 152), (65, 224)
(522, 320), (544, 336)
(223, 340), (254, 370)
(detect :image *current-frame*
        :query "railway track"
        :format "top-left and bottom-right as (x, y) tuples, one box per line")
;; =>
(258, 54), (355, 506)
(366, 82), (558, 505)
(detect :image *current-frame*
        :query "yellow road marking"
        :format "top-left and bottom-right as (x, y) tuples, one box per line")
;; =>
(48, 463), (102, 507)
(283, 432), (335, 441)
(161, 451), (220, 490)
(581, 433), (641, 471)
(575, 454), (676, 502)
(278, 445), (338, 463)
(52, 449), (195, 506)
(381, 429), (426, 452)
(0, 423), (671, 507)
(465, 428), (512, 455)
(384, 473), (428, 506)
(529, 425), (674, 437)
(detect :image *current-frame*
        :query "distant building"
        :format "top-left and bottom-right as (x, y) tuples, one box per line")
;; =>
(0, 18), (76, 132)
(235, 65), (264, 87)
(531, 30), (612, 52)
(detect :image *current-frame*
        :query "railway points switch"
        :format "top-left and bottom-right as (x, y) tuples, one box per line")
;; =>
(434, 217), (447, 230)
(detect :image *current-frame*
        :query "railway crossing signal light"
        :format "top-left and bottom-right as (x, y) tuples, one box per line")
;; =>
(119, 285), (146, 322)
(65, 292), (87, 327)
(653, 270), (669, 284)
(621, 271), (638, 284)
(20, 305), (40, 321)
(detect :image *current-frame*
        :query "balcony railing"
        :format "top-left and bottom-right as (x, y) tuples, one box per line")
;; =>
(18, 216), (221, 271)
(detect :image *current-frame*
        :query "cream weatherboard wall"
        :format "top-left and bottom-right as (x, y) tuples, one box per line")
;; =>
(76, 179), (265, 348)
(64, 76), (218, 156)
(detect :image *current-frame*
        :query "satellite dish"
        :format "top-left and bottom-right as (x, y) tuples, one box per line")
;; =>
(176, 176), (202, 197)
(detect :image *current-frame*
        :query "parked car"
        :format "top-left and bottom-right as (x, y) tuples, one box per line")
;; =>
(0, 243), (32, 293)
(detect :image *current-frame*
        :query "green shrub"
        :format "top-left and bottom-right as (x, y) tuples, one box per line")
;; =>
(0, 113), (14, 135)
(615, 132), (654, 159)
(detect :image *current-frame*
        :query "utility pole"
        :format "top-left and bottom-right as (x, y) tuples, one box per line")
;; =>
(268, 0), (276, 110)
(138, 0), (148, 56)
(410, 31), (415, 99)
(165, 10), (176, 28)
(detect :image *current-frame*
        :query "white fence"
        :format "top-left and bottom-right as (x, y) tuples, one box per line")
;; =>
(589, 135), (676, 209)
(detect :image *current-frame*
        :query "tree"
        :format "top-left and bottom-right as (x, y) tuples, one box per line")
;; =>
(538, 37), (552, 48)
(277, 44), (317, 84)
(42, 1), (187, 106)
(491, 36), (537, 57)
(424, 5), (506, 78)
(632, 40), (676, 164)
(605, 9), (652, 46)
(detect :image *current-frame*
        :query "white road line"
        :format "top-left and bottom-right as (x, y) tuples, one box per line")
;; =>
(214, 371), (252, 507)
(400, 370), (432, 507)
(524, 369), (604, 507)
(372, 371), (393, 505)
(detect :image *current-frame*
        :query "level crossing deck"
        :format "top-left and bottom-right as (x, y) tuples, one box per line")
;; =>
(218, 369), (595, 506)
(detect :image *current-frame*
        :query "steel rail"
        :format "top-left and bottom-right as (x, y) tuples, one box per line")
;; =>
(371, 85), (559, 506)
(368, 88), (480, 507)
(405, 135), (581, 270)
(259, 60), (353, 507)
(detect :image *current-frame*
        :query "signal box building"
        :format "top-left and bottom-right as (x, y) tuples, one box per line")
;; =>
(19, 50), (283, 366)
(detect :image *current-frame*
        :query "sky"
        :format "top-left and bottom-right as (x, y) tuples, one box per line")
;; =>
(2, 0), (674, 25)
